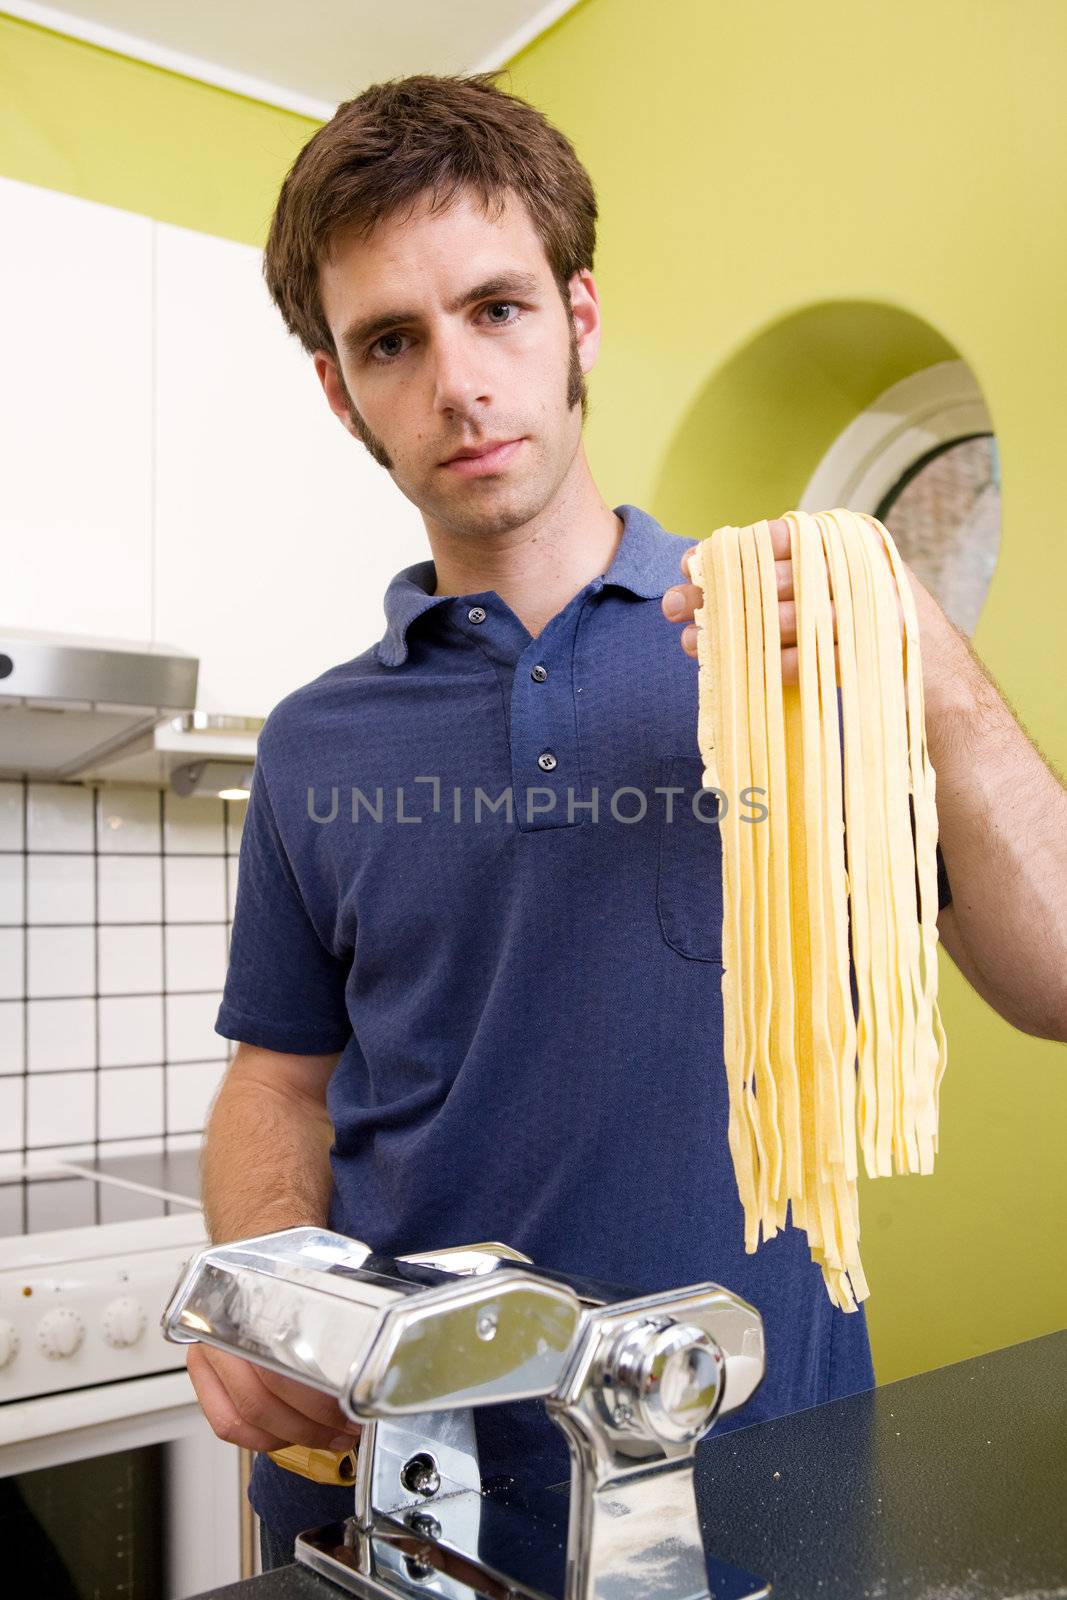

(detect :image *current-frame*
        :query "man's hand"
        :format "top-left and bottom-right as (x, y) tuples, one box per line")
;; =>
(187, 1342), (363, 1454)
(661, 518), (817, 683)
(661, 516), (913, 689)
(191, 1043), (352, 1455)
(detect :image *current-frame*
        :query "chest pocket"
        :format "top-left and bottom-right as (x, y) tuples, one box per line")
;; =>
(655, 755), (724, 963)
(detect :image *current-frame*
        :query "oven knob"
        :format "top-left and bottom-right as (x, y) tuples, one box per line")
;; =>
(0, 1318), (19, 1368)
(36, 1308), (85, 1359)
(102, 1296), (146, 1349)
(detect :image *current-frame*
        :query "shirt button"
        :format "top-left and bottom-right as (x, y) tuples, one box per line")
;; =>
(537, 751), (557, 771)
(467, 606), (487, 624)
(531, 664), (548, 682)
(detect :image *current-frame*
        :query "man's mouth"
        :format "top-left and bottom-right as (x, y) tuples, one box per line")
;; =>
(439, 439), (525, 477)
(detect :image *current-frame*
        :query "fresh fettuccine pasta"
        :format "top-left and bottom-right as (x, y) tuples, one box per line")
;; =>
(693, 510), (947, 1311)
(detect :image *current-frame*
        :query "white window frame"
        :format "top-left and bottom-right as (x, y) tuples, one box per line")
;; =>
(799, 359), (994, 515)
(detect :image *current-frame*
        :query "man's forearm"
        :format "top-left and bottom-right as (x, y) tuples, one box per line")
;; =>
(200, 1057), (336, 1243)
(915, 576), (1067, 1039)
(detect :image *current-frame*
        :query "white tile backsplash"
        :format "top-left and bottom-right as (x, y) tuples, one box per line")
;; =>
(0, 1004), (24, 1076)
(0, 783), (24, 850)
(26, 783), (94, 852)
(163, 855), (227, 922)
(26, 1071), (95, 1148)
(97, 854), (163, 923)
(164, 923), (227, 992)
(164, 792), (225, 853)
(26, 853), (94, 924)
(99, 1066), (164, 1139)
(0, 929), (23, 999)
(27, 998), (96, 1073)
(0, 1076), (24, 1149)
(4, 779), (242, 1158)
(27, 925), (95, 998)
(97, 786), (162, 853)
(166, 1061), (226, 1132)
(99, 994), (165, 1067)
(165, 991), (225, 1063)
(98, 925), (164, 995)
(0, 856), (23, 925)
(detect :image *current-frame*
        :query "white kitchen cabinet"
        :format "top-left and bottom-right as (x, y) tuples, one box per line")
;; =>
(152, 220), (427, 717)
(0, 176), (153, 641)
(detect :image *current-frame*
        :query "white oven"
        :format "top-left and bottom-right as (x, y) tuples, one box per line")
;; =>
(0, 1153), (243, 1597)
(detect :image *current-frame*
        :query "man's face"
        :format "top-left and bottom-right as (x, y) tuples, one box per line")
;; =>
(313, 187), (600, 539)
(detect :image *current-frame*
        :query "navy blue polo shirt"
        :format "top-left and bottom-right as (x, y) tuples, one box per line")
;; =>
(216, 502), (910, 1541)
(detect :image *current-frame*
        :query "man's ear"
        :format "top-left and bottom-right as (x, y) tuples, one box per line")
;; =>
(568, 268), (602, 373)
(313, 351), (361, 437)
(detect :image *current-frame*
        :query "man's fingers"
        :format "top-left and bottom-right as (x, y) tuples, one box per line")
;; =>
(677, 531), (792, 599)
(683, 519), (791, 569)
(665, 569), (792, 625)
(662, 582), (704, 623)
(194, 1345), (356, 1452)
(257, 1367), (362, 1439)
(767, 517), (791, 560)
(187, 1345), (290, 1453)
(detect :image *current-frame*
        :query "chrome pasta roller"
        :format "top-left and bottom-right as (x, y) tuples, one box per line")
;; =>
(163, 1228), (770, 1599)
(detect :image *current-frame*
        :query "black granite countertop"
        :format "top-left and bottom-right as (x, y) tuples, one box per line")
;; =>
(191, 1329), (1067, 1600)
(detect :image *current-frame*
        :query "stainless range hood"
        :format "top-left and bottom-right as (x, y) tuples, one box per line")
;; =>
(0, 628), (199, 781)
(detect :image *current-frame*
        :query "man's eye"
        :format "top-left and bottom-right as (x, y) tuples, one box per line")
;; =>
(484, 302), (519, 324)
(369, 332), (408, 362)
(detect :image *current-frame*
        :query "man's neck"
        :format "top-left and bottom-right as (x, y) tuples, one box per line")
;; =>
(426, 454), (623, 641)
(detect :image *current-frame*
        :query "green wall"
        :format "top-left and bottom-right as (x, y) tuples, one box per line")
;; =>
(3, 2), (1063, 1384)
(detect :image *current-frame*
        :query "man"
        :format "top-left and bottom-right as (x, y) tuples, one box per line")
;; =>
(188, 72), (1067, 1568)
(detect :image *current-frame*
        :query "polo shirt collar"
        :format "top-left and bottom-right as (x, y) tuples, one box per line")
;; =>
(376, 502), (682, 667)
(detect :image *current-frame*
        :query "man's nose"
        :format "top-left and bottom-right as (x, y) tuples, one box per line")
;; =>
(430, 332), (491, 414)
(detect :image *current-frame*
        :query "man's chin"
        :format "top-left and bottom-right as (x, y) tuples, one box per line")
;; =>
(424, 478), (544, 535)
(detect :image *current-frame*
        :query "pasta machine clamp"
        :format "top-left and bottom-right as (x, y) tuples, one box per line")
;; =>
(163, 1228), (770, 1599)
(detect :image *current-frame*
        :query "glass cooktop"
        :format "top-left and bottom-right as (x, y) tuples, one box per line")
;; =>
(0, 1150), (201, 1237)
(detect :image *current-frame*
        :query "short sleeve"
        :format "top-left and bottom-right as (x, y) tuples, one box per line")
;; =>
(215, 758), (352, 1054)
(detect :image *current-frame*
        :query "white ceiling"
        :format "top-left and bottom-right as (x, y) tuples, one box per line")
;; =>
(3, 0), (581, 119)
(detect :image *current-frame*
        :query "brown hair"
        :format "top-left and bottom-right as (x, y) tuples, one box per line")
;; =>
(262, 71), (598, 361)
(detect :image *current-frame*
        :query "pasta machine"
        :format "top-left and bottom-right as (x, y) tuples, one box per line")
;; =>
(162, 1228), (770, 1599)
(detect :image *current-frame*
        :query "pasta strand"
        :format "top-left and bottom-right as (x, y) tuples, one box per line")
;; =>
(692, 510), (947, 1307)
